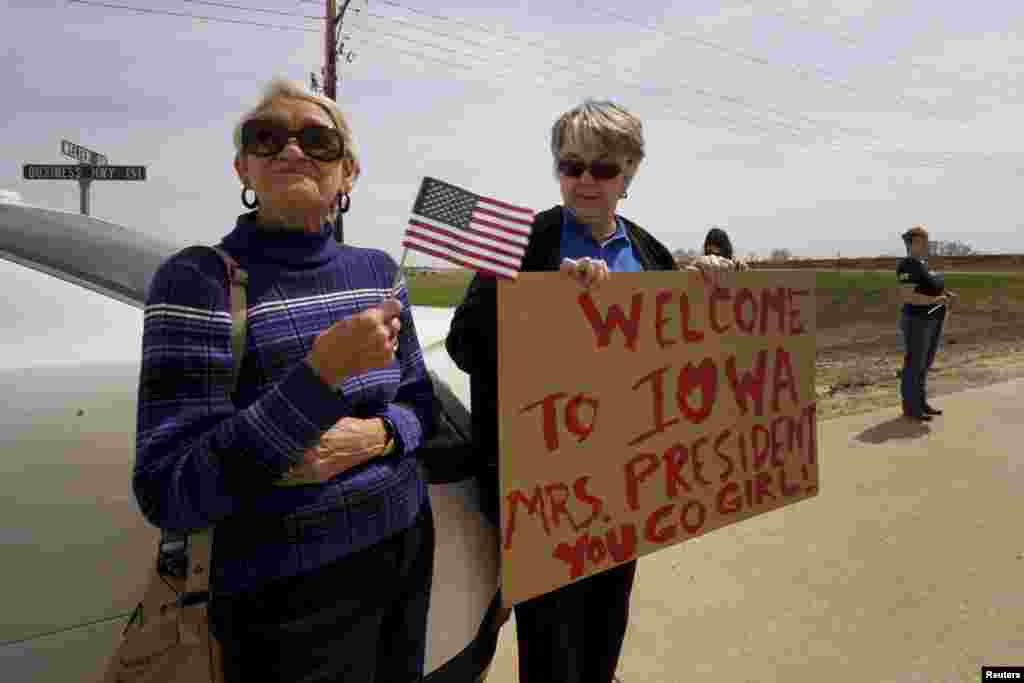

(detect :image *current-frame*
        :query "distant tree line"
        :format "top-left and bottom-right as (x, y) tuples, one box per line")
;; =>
(928, 240), (976, 257)
(672, 238), (980, 265)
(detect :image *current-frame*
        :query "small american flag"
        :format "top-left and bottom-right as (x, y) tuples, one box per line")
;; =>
(402, 176), (535, 279)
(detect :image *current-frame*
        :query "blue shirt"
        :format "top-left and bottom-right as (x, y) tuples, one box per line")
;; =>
(559, 207), (644, 272)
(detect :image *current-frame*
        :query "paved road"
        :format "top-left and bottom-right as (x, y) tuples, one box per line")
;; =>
(485, 378), (1024, 683)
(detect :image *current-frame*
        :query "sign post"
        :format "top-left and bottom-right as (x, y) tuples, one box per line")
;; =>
(22, 140), (145, 216)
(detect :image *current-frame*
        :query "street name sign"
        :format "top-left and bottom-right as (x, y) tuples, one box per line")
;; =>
(23, 165), (147, 181)
(60, 140), (108, 166)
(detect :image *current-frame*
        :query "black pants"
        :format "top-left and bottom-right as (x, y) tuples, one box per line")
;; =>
(210, 503), (435, 683)
(900, 310), (945, 415)
(512, 560), (637, 683)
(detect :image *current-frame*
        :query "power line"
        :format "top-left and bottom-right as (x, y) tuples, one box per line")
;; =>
(179, 0), (323, 21)
(207, 0), (985, 168)
(745, 2), (1024, 102)
(343, 28), (949, 166)
(573, 0), (944, 116)
(361, 12), (811, 133)
(344, 26), (810, 141)
(65, 0), (959, 169)
(352, 5), (887, 144)
(357, 1), (974, 162)
(349, 11), (954, 159)
(66, 0), (319, 32)
(345, 28), (956, 169)
(344, 33), (767, 139)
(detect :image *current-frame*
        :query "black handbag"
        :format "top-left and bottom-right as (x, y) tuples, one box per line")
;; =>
(417, 370), (476, 485)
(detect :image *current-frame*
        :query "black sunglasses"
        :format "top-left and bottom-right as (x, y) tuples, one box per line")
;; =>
(557, 158), (624, 180)
(241, 119), (345, 162)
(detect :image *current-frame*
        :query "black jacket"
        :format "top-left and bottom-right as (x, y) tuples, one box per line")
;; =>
(444, 206), (677, 525)
(897, 256), (946, 318)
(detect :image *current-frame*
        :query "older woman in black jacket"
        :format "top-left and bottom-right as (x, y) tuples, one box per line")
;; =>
(446, 99), (676, 683)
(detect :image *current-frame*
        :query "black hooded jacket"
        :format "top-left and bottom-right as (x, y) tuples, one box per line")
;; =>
(444, 205), (677, 525)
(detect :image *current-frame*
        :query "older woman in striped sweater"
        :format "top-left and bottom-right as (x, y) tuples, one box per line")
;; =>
(133, 78), (436, 682)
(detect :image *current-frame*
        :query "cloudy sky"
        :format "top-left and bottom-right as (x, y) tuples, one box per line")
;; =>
(3, 0), (1024, 262)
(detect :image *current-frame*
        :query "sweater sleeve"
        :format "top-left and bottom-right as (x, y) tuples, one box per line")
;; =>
(372, 268), (436, 455)
(133, 254), (354, 532)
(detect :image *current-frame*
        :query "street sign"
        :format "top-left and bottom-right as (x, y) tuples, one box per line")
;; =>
(89, 165), (145, 181)
(60, 140), (108, 166)
(23, 164), (146, 181)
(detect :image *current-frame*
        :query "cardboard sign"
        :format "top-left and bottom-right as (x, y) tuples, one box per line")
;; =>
(497, 270), (818, 606)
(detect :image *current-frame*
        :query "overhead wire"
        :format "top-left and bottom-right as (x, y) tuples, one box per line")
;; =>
(66, 0), (319, 32)
(739, 2), (1024, 101)
(351, 23), (811, 139)
(306, 0), (955, 149)
(343, 24), (821, 142)
(349, 2), (909, 152)
(179, 0), (323, 21)
(66, 0), (966, 169)
(356, 1), (977, 165)
(359, 11), (854, 138)
(340, 6), (954, 167)
(571, 0), (946, 117)
(344, 27), (950, 169)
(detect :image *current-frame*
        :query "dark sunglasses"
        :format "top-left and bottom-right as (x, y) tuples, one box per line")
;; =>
(241, 119), (345, 162)
(557, 158), (623, 180)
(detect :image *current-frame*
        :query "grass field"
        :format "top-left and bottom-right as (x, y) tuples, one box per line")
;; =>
(406, 268), (1024, 309)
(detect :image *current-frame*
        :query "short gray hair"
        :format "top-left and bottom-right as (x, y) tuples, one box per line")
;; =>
(232, 77), (360, 182)
(550, 99), (645, 189)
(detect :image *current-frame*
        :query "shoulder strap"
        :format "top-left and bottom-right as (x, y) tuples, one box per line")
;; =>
(181, 246), (249, 602)
(210, 246), (249, 395)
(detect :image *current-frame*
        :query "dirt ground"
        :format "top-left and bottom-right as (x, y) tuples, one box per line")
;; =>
(412, 267), (1024, 421)
(815, 286), (1024, 420)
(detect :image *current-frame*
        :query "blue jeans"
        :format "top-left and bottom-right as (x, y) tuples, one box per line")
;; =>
(900, 310), (945, 415)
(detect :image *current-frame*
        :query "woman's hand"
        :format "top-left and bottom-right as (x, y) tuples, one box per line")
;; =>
(689, 254), (734, 290)
(560, 257), (610, 289)
(306, 300), (402, 386)
(276, 417), (390, 486)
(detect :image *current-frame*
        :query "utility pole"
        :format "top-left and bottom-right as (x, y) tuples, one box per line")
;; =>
(325, 0), (338, 101)
(323, 0), (355, 243)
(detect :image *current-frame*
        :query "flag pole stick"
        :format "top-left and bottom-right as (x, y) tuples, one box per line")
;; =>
(392, 246), (409, 294)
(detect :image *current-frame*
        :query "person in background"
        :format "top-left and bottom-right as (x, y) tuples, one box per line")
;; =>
(447, 99), (676, 683)
(684, 226), (750, 273)
(896, 225), (958, 421)
(133, 78), (436, 681)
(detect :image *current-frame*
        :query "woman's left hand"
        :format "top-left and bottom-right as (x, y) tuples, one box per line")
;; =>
(560, 257), (610, 289)
(277, 417), (389, 485)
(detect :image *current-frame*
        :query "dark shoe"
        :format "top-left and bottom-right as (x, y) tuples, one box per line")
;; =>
(904, 412), (933, 422)
(924, 405), (943, 415)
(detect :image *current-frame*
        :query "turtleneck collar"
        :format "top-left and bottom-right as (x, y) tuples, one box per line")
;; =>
(220, 210), (343, 269)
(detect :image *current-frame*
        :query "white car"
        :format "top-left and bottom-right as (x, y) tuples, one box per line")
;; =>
(0, 200), (500, 682)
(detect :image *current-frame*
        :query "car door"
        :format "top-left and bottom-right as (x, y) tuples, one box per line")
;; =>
(0, 255), (157, 682)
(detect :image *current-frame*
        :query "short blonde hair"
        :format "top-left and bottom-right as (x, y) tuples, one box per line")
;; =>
(233, 78), (361, 183)
(550, 99), (645, 189)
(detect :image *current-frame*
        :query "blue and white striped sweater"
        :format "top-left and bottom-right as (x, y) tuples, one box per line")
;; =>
(134, 212), (435, 595)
